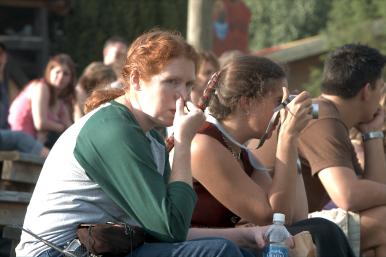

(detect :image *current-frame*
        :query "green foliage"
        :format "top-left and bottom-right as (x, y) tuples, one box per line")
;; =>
(304, 0), (386, 95)
(325, 0), (386, 53)
(54, 0), (188, 74)
(244, 0), (332, 50)
(302, 55), (326, 97)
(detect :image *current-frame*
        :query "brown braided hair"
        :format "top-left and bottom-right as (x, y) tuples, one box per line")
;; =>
(208, 55), (286, 120)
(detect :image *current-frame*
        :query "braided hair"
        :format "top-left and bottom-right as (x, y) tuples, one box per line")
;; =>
(166, 55), (285, 152)
(202, 55), (286, 120)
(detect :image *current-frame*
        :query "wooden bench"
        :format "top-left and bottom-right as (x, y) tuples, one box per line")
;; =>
(0, 151), (44, 191)
(1, 226), (21, 257)
(0, 151), (44, 257)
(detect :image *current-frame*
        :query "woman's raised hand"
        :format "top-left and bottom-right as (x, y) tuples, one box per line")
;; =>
(279, 87), (312, 137)
(173, 97), (205, 145)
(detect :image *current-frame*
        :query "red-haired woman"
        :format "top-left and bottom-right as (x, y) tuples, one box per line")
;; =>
(16, 30), (273, 257)
(8, 54), (75, 148)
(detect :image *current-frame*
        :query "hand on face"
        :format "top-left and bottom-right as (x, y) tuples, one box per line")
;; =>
(357, 107), (385, 133)
(173, 97), (205, 144)
(279, 88), (312, 137)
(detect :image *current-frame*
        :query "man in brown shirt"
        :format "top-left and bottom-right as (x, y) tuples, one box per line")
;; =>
(298, 44), (386, 257)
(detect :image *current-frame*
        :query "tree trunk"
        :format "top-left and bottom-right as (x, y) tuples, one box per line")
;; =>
(187, 0), (214, 50)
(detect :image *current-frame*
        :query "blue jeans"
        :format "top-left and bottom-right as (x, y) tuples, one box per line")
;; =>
(0, 129), (43, 154)
(36, 247), (64, 257)
(129, 237), (255, 257)
(36, 238), (254, 257)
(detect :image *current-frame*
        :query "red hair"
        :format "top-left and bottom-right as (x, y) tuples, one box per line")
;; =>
(122, 30), (198, 84)
(85, 30), (198, 112)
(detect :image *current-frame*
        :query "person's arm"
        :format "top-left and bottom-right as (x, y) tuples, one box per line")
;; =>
(264, 91), (312, 223)
(58, 100), (73, 128)
(318, 166), (386, 211)
(363, 137), (386, 182)
(191, 93), (312, 225)
(358, 108), (386, 183)
(169, 99), (205, 187)
(250, 130), (308, 222)
(299, 114), (386, 212)
(187, 226), (272, 249)
(75, 99), (204, 243)
(268, 132), (302, 223)
(30, 81), (65, 133)
(192, 134), (274, 225)
(73, 86), (87, 121)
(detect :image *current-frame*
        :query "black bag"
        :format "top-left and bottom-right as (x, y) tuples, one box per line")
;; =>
(76, 223), (145, 257)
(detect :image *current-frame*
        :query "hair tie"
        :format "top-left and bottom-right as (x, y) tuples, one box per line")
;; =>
(198, 70), (221, 110)
(166, 71), (222, 152)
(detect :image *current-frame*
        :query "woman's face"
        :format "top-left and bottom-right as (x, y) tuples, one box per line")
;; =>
(136, 57), (196, 127)
(247, 78), (287, 138)
(190, 60), (217, 105)
(49, 64), (71, 90)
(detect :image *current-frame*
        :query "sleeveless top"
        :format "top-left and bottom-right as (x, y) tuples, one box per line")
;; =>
(191, 121), (254, 227)
(8, 79), (66, 138)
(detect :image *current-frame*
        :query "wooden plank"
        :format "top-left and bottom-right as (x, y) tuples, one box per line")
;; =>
(1, 160), (42, 184)
(0, 191), (32, 203)
(0, 180), (35, 192)
(2, 226), (21, 257)
(3, 226), (21, 240)
(0, 151), (45, 165)
(0, 0), (46, 8)
(0, 202), (28, 226)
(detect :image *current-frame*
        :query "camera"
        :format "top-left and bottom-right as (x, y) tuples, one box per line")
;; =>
(288, 94), (319, 119)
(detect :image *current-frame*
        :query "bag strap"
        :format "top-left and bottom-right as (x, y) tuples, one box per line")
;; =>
(13, 225), (86, 257)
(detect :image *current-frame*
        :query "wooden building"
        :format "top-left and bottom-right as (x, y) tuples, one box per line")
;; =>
(253, 35), (329, 92)
(0, 0), (71, 81)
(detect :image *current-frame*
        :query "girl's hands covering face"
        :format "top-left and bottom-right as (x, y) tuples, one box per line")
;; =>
(279, 87), (312, 137)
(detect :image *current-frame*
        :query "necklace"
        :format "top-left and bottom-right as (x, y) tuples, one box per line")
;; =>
(222, 134), (242, 160)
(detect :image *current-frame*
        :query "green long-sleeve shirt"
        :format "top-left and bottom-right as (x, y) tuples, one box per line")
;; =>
(74, 101), (197, 241)
(18, 101), (196, 256)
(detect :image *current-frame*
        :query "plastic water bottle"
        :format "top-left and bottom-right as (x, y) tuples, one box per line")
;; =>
(263, 213), (291, 257)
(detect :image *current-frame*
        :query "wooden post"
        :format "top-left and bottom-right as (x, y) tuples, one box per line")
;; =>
(187, 0), (214, 51)
(36, 7), (49, 74)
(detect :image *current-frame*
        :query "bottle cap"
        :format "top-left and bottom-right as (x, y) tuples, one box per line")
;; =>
(273, 213), (285, 223)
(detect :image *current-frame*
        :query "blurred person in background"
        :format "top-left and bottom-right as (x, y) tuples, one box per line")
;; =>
(73, 62), (117, 121)
(0, 42), (28, 129)
(190, 50), (219, 106)
(8, 54), (76, 148)
(103, 36), (127, 82)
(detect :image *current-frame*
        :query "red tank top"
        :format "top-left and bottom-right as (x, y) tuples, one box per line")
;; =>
(191, 121), (254, 227)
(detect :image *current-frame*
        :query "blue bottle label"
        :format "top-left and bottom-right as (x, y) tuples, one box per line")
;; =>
(264, 245), (289, 257)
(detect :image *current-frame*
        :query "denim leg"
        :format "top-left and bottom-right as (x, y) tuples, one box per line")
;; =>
(36, 247), (65, 257)
(130, 237), (255, 257)
(0, 130), (43, 154)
